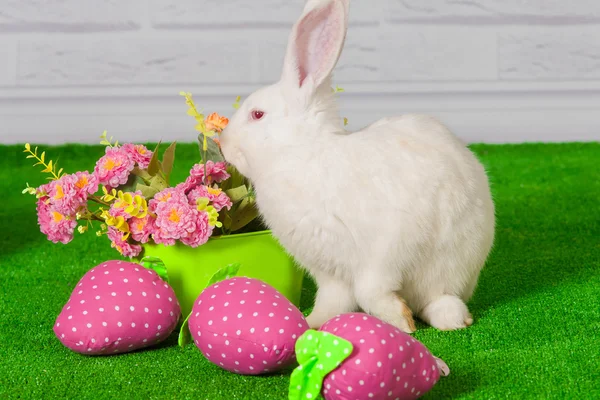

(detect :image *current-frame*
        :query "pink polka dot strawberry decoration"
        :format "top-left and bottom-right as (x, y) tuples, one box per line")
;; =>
(182, 264), (310, 375)
(53, 258), (181, 355)
(288, 313), (450, 400)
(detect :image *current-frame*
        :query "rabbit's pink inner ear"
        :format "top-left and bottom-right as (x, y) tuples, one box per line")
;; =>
(292, 0), (346, 89)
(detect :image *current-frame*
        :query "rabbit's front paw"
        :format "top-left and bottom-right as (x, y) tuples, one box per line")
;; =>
(306, 311), (332, 330)
(307, 273), (357, 329)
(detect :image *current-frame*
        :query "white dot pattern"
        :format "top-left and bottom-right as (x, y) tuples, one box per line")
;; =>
(189, 277), (309, 375)
(53, 260), (181, 355)
(319, 312), (442, 400)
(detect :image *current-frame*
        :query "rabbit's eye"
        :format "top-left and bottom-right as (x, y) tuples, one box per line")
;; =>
(251, 110), (265, 121)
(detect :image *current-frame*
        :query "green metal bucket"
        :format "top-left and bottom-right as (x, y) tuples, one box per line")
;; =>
(138, 230), (304, 317)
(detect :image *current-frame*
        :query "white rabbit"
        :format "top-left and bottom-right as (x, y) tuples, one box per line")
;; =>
(219, 0), (495, 333)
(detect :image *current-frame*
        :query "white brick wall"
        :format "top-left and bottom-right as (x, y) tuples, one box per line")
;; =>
(1, 0), (599, 144)
(0, 40), (17, 86)
(18, 37), (258, 85)
(0, 0), (142, 32)
(385, 0), (600, 21)
(499, 27), (600, 80)
(150, 0), (380, 27)
(379, 26), (498, 81)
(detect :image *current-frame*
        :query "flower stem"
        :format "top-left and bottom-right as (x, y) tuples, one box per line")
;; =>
(25, 147), (60, 180)
(203, 148), (208, 185)
(88, 213), (104, 222)
(89, 195), (110, 206)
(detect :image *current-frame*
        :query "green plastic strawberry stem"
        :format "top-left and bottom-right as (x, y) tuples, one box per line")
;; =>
(139, 256), (169, 283)
(288, 330), (354, 400)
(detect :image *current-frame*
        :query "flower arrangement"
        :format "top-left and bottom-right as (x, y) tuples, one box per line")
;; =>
(22, 92), (262, 258)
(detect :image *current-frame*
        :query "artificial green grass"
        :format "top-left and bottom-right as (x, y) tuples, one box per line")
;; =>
(1, 142), (599, 399)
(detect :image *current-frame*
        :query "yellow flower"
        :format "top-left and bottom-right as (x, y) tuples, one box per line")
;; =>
(180, 91), (227, 151)
(101, 186), (117, 202)
(112, 191), (148, 219)
(232, 95), (241, 110)
(22, 183), (36, 195)
(101, 210), (130, 235)
(196, 197), (222, 228)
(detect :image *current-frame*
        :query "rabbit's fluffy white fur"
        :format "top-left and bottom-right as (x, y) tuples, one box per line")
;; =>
(219, 0), (495, 333)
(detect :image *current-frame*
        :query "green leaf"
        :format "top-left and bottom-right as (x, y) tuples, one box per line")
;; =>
(220, 165), (248, 192)
(230, 197), (260, 232)
(198, 134), (224, 164)
(114, 174), (144, 194)
(139, 256), (169, 283)
(246, 182), (256, 199)
(131, 166), (152, 182)
(206, 263), (241, 287)
(147, 141), (162, 176)
(178, 311), (193, 348)
(224, 185), (249, 203)
(135, 183), (160, 199)
(221, 212), (233, 231)
(162, 141), (177, 182)
(149, 174), (168, 193)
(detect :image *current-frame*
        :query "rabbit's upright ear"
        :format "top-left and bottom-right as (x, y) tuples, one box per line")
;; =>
(280, 0), (349, 97)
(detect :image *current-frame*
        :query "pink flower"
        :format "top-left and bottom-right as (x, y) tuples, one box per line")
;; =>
(181, 161), (230, 192)
(37, 175), (83, 216)
(107, 227), (142, 258)
(154, 196), (197, 239)
(129, 214), (155, 243)
(188, 185), (232, 211)
(179, 211), (212, 247)
(175, 176), (198, 194)
(151, 228), (177, 246)
(94, 147), (135, 188)
(36, 199), (77, 244)
(121, 143), (153, 169)
(72, 171), (99, 198)
(107, 198), (129, 219)
(148, 187), (188, 213)
(176, 161), (230, 195)
(190, 161), (230, 184)
(151, 192), (212, 247)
